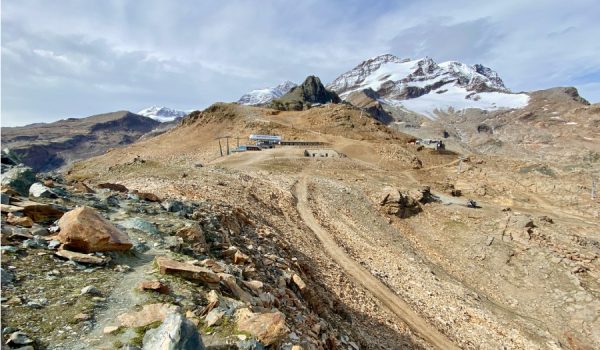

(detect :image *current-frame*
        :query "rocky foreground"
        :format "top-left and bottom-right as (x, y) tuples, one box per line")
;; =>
(1, 159), (360, 349)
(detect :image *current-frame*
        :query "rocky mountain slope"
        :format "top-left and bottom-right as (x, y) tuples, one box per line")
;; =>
(137, 106), (188, 123)
(271, 76), (340, 111)
(238, 81), (297, 106)
(1, 111), (160, 172)
(328, 54), (529, 119)
(60, 102), (599, 349)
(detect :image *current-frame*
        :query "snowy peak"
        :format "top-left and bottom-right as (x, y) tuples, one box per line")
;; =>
(137, 106), (187, 122)
(328, 54), (527, 119)
(328, 54), (508, 100)
(238, 80), (298, 105)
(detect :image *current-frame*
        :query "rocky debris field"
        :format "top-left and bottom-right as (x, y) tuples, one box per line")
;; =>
(0, 160), (367, 350)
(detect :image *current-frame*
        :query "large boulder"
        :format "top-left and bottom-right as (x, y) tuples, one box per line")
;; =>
(29, 182), (57, 198)
(235, 308), (289, 346)
(377, 186), (435, 218)
(56, 206), (132, 252)
(1, 165), (36, 196)
(11, 200), (65, 223)
(142, 312), (204, 350)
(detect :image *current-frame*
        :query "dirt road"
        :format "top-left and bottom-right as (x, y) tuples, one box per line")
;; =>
(295, 176), (460, 350)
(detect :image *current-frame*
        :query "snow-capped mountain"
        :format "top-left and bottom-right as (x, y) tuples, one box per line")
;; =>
(238, 81), (297, 105)
(327, 54), (529, 119)
(137, 106), (188, 122)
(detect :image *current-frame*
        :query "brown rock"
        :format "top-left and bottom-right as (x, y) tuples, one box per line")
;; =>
(155, 256), (220, 285)
(175, 224), (207, 252)
(138, 192), (161, 202)
(235, 308), (289, 346)
(117, 303), (180, 328)
(200, 258), (226, 273)
(43, 179), (54, 187)
(57, 206), (132, 253)
(234, 250), (250, 265)
(291, 274), (306, 292)
(6, 213), (33, 228)
(218, 273), (255, 304)
(11, 200), (65, 222)
(74, 313), (91, 322)
(55, 248), (107, 264)
(1, 204), (24, 213)
(97, 182), (128, 193)
(139, 280), (170, 294)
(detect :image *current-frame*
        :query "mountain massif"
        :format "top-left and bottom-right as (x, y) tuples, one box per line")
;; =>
(238, 81), (297, 106)
(1, 53), (599, 350)
(1, 111), (160, 171)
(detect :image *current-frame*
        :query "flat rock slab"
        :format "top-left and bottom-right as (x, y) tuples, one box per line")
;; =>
(155, 256), (220, 285)
(10, 200), (65, 223)
(55, 249), (107, 265)
(235, 308), (289, 346)
(57, 206), (132, 253)
(117, 303), (180, 328)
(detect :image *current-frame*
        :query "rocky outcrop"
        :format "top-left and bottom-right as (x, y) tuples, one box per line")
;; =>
(142, 312), (205, 350)
(56, 206), (132, 252)
(377, 186), (436, 218)
(117, 303), (181, 328)
(271, 76), (341, 111)
(1, 166), (36, 195)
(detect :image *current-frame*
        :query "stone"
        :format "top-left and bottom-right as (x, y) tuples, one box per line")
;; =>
(97, 182), (128, 192)
(1, 166), (36, 196)
(30, 226), (49, 236)
(47, 240), (61, 250)
(161, 200), (185, 213)
(200, 259), (226, 273)
(81, 285), (102, 296)
(117, 303), (180, 328)
(291, 274), (306, 292)
(57, 206), (132, 252)
(6, 213), (33, 228)
(175, 224), (207, 252)
(28, 182), (57, 198)
(139, 280), (170, 294)
(235, 308), (289, 346)
(234, 250), (250, 265)
(10, 200), (65, 223)
(119, 218), (159, 235)
(138, 192), (161, 202)
(1, 268), (14, 286)
(218, 273), (255, 304)
(6, 331), (34, 346)
(0, 191), (10, 205)
(142, 312), (205, 350)
(55, 248), (107, 264)
(74, 313), (91, 322)
(103, 326), (120, 334)
(0, 203), (24, 213)
(43, 179), (54, 187)
(205, 309), (225, 327)
(411, 156), (423, 169)
(242, 280), (264, 294)
(155, 256), (220, 285)
(377, 187), (423, 218)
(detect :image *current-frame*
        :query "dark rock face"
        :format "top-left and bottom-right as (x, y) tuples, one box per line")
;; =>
(1, 111), (160, 172)
(1, 166), (36, 196)
(271, 76), (341, 111)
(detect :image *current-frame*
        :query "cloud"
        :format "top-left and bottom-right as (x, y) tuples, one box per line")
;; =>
(1, 0), (599, 126)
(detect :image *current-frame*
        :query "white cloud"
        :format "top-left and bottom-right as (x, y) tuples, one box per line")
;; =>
(1, 0), (599, 126)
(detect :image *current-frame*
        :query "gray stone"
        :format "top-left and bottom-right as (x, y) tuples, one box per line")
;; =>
(0, 191), (10, 205)
(1, 166), (36, 196)
(142, 312), (204, 350)
(1, 268), (14, 286)
(29, 182), (57, 198)
(236, 340), (266, 350)
(161, 200), (185, 213)
(81, 285), (102, 296)
(119, 218), (159, 235)
(47, 240), (61, 250)
(6, 331), (33, 346)
(30, 226), (49, 236)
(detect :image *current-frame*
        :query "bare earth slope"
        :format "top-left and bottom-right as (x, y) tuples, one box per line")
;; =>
(68, 103), (600, 349)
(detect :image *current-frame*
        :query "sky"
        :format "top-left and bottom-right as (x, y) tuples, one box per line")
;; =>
(2, 0), (599, 126)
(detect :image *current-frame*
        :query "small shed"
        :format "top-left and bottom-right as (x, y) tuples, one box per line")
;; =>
(304, 149), (340, 158)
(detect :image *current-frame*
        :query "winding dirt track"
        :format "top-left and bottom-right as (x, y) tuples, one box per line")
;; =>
(295, 176), (460, 350)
